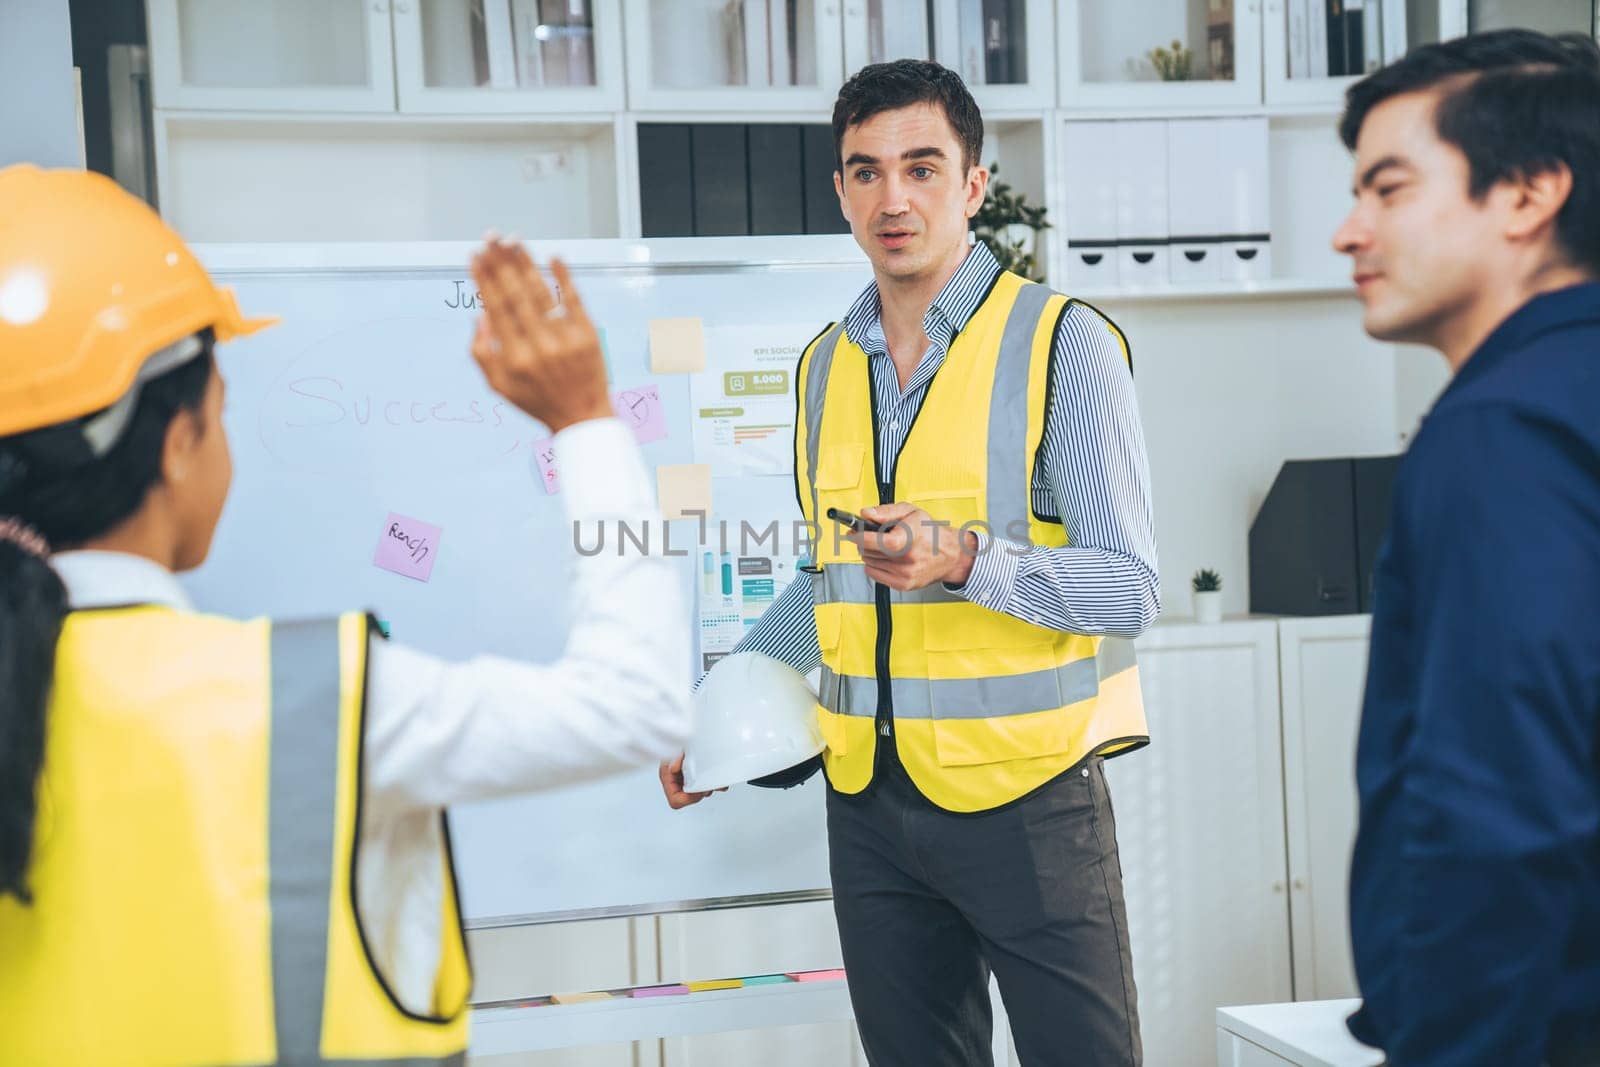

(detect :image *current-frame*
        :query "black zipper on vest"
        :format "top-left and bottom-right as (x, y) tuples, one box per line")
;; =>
(864, 272), (1005, 747)
(865, 373), (895, 740)
(867, 346), (949, 742)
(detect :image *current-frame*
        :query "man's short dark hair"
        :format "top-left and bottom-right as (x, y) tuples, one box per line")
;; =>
(1340, 29), (1600, 274)
(831, 60), (984, 175)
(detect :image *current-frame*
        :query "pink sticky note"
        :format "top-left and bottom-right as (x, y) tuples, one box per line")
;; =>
(630, 984), (690, 998)
(786, 969), (846, 983)
(614, 384), (668, 445)
(533, 388), (665, 497)
(374, 513), (442, 582)
(532, 437), (561, 495)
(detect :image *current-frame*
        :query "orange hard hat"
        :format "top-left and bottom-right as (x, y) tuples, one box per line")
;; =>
(0, 165), (276, 440)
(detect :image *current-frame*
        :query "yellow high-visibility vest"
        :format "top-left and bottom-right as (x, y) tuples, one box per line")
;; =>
(0, 607), (471, 1066)
(795, 271), (1149, 813)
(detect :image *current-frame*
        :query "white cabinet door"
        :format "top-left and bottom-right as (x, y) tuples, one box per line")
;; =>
(1059, 0), (1265, 111)
(1111, 620), (1294, 1067)
(392, 0), (627, 113)
(837, 0), (1056, 111)
(1278, 615), (1370, 1002)
(147, 0), (398, 111)
(623, 0), (848, 112)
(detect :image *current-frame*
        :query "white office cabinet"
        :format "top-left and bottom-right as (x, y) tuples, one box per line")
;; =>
(392, 0), (626, 113)
(1112, 620), (1294, 1067)
(147, 0), (397, 111)
(1218, 117), (1272, 280)
(1059, 0), (1265, 110)
(1114, 121), (1170, 287)
(623, 0), (846, 111)
(1165, 117), (1270, 284)
(1278, 615), (1370, 1003)
(946, 0), (1057, 110)
(1060, 120), (1121, 289)
(156, 114), (625, 242)
(1165, 119), (1225, 284)
(842, 0), (1056, 109)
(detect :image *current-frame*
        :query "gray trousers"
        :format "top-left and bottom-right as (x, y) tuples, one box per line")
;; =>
(826, 750), (1141, 1067)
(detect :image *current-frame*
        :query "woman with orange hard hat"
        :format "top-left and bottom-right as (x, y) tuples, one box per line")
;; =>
(0, 165), (690, 1066)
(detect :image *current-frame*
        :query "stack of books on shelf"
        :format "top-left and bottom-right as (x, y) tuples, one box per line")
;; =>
(1287, 0), (1406, 79)
(860, 0), (1027, 85)
(480, 0), (596, 89)
(724, 0), (809, 87)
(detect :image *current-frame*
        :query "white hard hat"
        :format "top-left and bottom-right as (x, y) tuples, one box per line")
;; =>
(682, 652), (826, 793)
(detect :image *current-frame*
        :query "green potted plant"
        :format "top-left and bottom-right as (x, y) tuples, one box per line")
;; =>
(971, 161), (1050, 282)
(1147, 39), (1194, 81)
(1192, 567), (1223, 624)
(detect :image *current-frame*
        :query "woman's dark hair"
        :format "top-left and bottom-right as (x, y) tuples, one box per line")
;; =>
(0, 335), (215, 904)
(832, 59), (985, 174)
(1340, 29), (1600, 275)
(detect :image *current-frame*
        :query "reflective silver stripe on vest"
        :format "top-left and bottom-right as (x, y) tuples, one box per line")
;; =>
(986, 282), (1056, 533)
(819, 560), (963, 606)
(267, 620), (465, 1067)
(264, 618), (462, 1067)
(802, 323), (846, 526)
(270, 618), (344, 1066)
(820, 656), (1103, 720)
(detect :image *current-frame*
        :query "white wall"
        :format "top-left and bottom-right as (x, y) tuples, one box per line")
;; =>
(1094, 294), (1401, 619)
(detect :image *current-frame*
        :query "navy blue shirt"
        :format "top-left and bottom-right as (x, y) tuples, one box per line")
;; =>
(1349, 283), (1600, 1065)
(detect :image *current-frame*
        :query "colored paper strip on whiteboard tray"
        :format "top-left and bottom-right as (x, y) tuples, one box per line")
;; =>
(630, 984), (690, 998)
(785, 969), (846, 982)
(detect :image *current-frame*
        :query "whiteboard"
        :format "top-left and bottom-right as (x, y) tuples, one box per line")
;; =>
(185, 237), (873, 923)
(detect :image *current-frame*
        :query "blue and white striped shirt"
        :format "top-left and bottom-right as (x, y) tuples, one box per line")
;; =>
(733, 241), (1160, 677)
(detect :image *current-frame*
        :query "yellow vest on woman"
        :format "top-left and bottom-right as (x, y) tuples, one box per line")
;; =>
(0, 607), (471, 1066)
(795, 271), (1149, 813)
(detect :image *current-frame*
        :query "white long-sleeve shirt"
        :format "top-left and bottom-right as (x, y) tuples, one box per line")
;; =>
(50, 416), (691, 1012)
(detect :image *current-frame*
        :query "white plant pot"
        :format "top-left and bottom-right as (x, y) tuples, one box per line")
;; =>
(1003, 222), (1036, 253)
(1194, 590), (1224, 624)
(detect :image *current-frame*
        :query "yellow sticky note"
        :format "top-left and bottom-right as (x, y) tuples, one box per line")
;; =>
(688, 979), (743, 992)
(657, 464), (713, 521)
(649, 317), (706, 374)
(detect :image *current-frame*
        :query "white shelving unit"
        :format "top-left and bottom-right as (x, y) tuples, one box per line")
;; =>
(143, 0), (1497, 299)
(148, 0), (399, 112)
(1059, 0), (1266, 112)
(391, 0), (626, 114)
(622, 0), (846, 112)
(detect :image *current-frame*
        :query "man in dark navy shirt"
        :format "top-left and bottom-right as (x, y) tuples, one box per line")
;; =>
(1333, 29), (1600, 1067)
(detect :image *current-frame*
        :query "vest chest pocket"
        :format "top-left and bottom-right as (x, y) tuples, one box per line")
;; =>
(815, 444), (867, 490)
(813, 444), (868, 537)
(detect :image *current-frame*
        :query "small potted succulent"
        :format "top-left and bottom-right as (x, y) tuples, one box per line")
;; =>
(1192, 568), (1223, 624)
